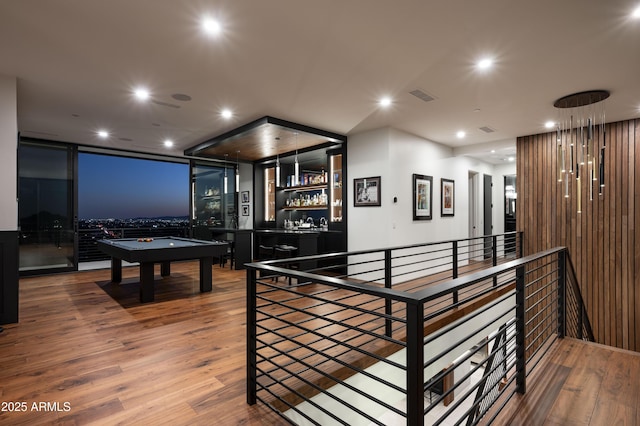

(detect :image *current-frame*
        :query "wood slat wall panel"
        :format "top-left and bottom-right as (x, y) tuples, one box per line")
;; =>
(635, 119), (640, 349)
(517, 118), (639, 352)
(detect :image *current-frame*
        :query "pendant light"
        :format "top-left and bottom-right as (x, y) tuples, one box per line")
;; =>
(554, 90), (609, 213)
(275, 137), (281, 187)
(294, 132), (299, 186)
(235, 150), (240, 193)
(223, 153), (228, 194)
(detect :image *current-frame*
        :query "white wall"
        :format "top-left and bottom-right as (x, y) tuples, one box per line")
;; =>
(347, 128), (393, 250)
(237, 162), (253, 229)
(0, 75), (17, 231)
(347, 127), (509, 252)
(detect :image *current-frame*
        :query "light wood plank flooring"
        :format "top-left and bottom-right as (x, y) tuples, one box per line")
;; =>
(0, 261), (286, 425)
(490, 337), (640, 425)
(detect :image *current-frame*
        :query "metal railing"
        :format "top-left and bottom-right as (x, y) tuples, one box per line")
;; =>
(246, 236), (592, 425)
(563, 255), (595, 341)
(78, 226), (189, 261)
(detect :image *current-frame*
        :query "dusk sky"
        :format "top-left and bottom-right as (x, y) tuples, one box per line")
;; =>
(78, 153), (189, 220)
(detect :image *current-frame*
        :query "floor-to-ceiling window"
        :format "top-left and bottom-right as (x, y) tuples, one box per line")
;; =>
(18, 140), (76, 274)
(77, 151), (190, 264)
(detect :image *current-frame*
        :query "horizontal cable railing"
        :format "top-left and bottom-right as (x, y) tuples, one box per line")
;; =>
(246, 237), (592, 425)
(78, 226), (189, 262)
(309, 232), (521, 287)
(563, 255), (595, 341)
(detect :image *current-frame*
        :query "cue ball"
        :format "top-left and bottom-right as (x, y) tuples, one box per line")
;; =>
(169, 243), (174, 246)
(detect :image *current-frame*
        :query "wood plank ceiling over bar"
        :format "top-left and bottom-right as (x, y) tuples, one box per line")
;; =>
(184, 116), (346, 162)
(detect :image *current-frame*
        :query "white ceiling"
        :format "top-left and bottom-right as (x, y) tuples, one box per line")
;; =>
(1, 1), (639, 164)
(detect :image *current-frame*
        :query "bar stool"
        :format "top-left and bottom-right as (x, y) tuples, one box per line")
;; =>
(274, 244), (298, 284)
(258, 244), (274, 260)
(219, 240), (235, 269)
(257, 245), (275, 280)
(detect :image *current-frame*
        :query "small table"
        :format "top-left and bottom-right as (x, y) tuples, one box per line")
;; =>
(97, 237), (228, 303)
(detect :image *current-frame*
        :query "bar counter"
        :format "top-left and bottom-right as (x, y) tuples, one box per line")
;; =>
(254, 228), (343, 260)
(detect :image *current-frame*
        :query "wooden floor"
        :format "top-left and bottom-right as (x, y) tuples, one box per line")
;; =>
(491, 337), (640, 425)
(2, 261), (638, 425)
(0, 261), (287, 425)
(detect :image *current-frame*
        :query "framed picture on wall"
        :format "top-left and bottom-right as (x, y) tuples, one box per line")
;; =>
(241, 190), (250, 204)
(413, 174), (433, 220)
(441, 178), (455, 216)
(242, 204), (249, 216)
(354, 176), (381, 207)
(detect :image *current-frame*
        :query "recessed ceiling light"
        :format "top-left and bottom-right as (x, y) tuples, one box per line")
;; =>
(632, 5), (640, 18)
(97, 130), (109, 139)
(221, 109), (233, 119)
(134, 87), (150, 101)
(164, 139), (174, 148)
(508, 157), (515, 162)
(491, 150), (496, 153)
(202, 17), (222, 36)
(477, 58), (493, 70)
(545, 121), (555, 129)
(456, 130), (466, 139)
(379, 97), (392, 107)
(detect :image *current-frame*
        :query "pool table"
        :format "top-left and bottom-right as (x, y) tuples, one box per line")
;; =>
(97, 237), (229, 303)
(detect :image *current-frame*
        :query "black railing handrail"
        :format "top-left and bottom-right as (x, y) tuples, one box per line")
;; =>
(246, 241), (550, 308)
(246, 260), (419, 304)
(413, 247), (563, 302)
(250, 231), (521, 266)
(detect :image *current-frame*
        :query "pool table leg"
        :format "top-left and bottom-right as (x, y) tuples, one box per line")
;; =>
(139, 262), (155, 303)
(111, 257), (122, 283)
(160, 261), (171, 277)
(199, 257), (213, 292)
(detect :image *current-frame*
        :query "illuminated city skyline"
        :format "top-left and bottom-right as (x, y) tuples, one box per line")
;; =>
(78, 153), (189, 220)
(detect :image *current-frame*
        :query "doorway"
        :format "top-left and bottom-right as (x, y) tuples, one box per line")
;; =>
(468, 172), (479, 240)
(483, 174), (493, 258)
(504, 175), (517, 254)
(18, 140), (77, 274)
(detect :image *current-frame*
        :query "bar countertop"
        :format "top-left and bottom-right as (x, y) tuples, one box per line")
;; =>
(254, 228), (341, 234)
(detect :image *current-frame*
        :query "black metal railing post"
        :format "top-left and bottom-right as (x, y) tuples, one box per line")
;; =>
(557, 250), (566, 339)
(515, 265), (526, 395)
(492, 235), (498, 287)
(406, 301), (424, 426)
(452, 241), (459, 303)
(246, 268), (257, 405)
(518, 232), (523, 258)
(384, 249), (393, 337)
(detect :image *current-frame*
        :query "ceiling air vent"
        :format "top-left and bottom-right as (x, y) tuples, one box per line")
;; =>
(24, 130), (59, 137)
(409, 89), (437, 103)
(151, 100), (181, 109)
(479, 126), (496, 133)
